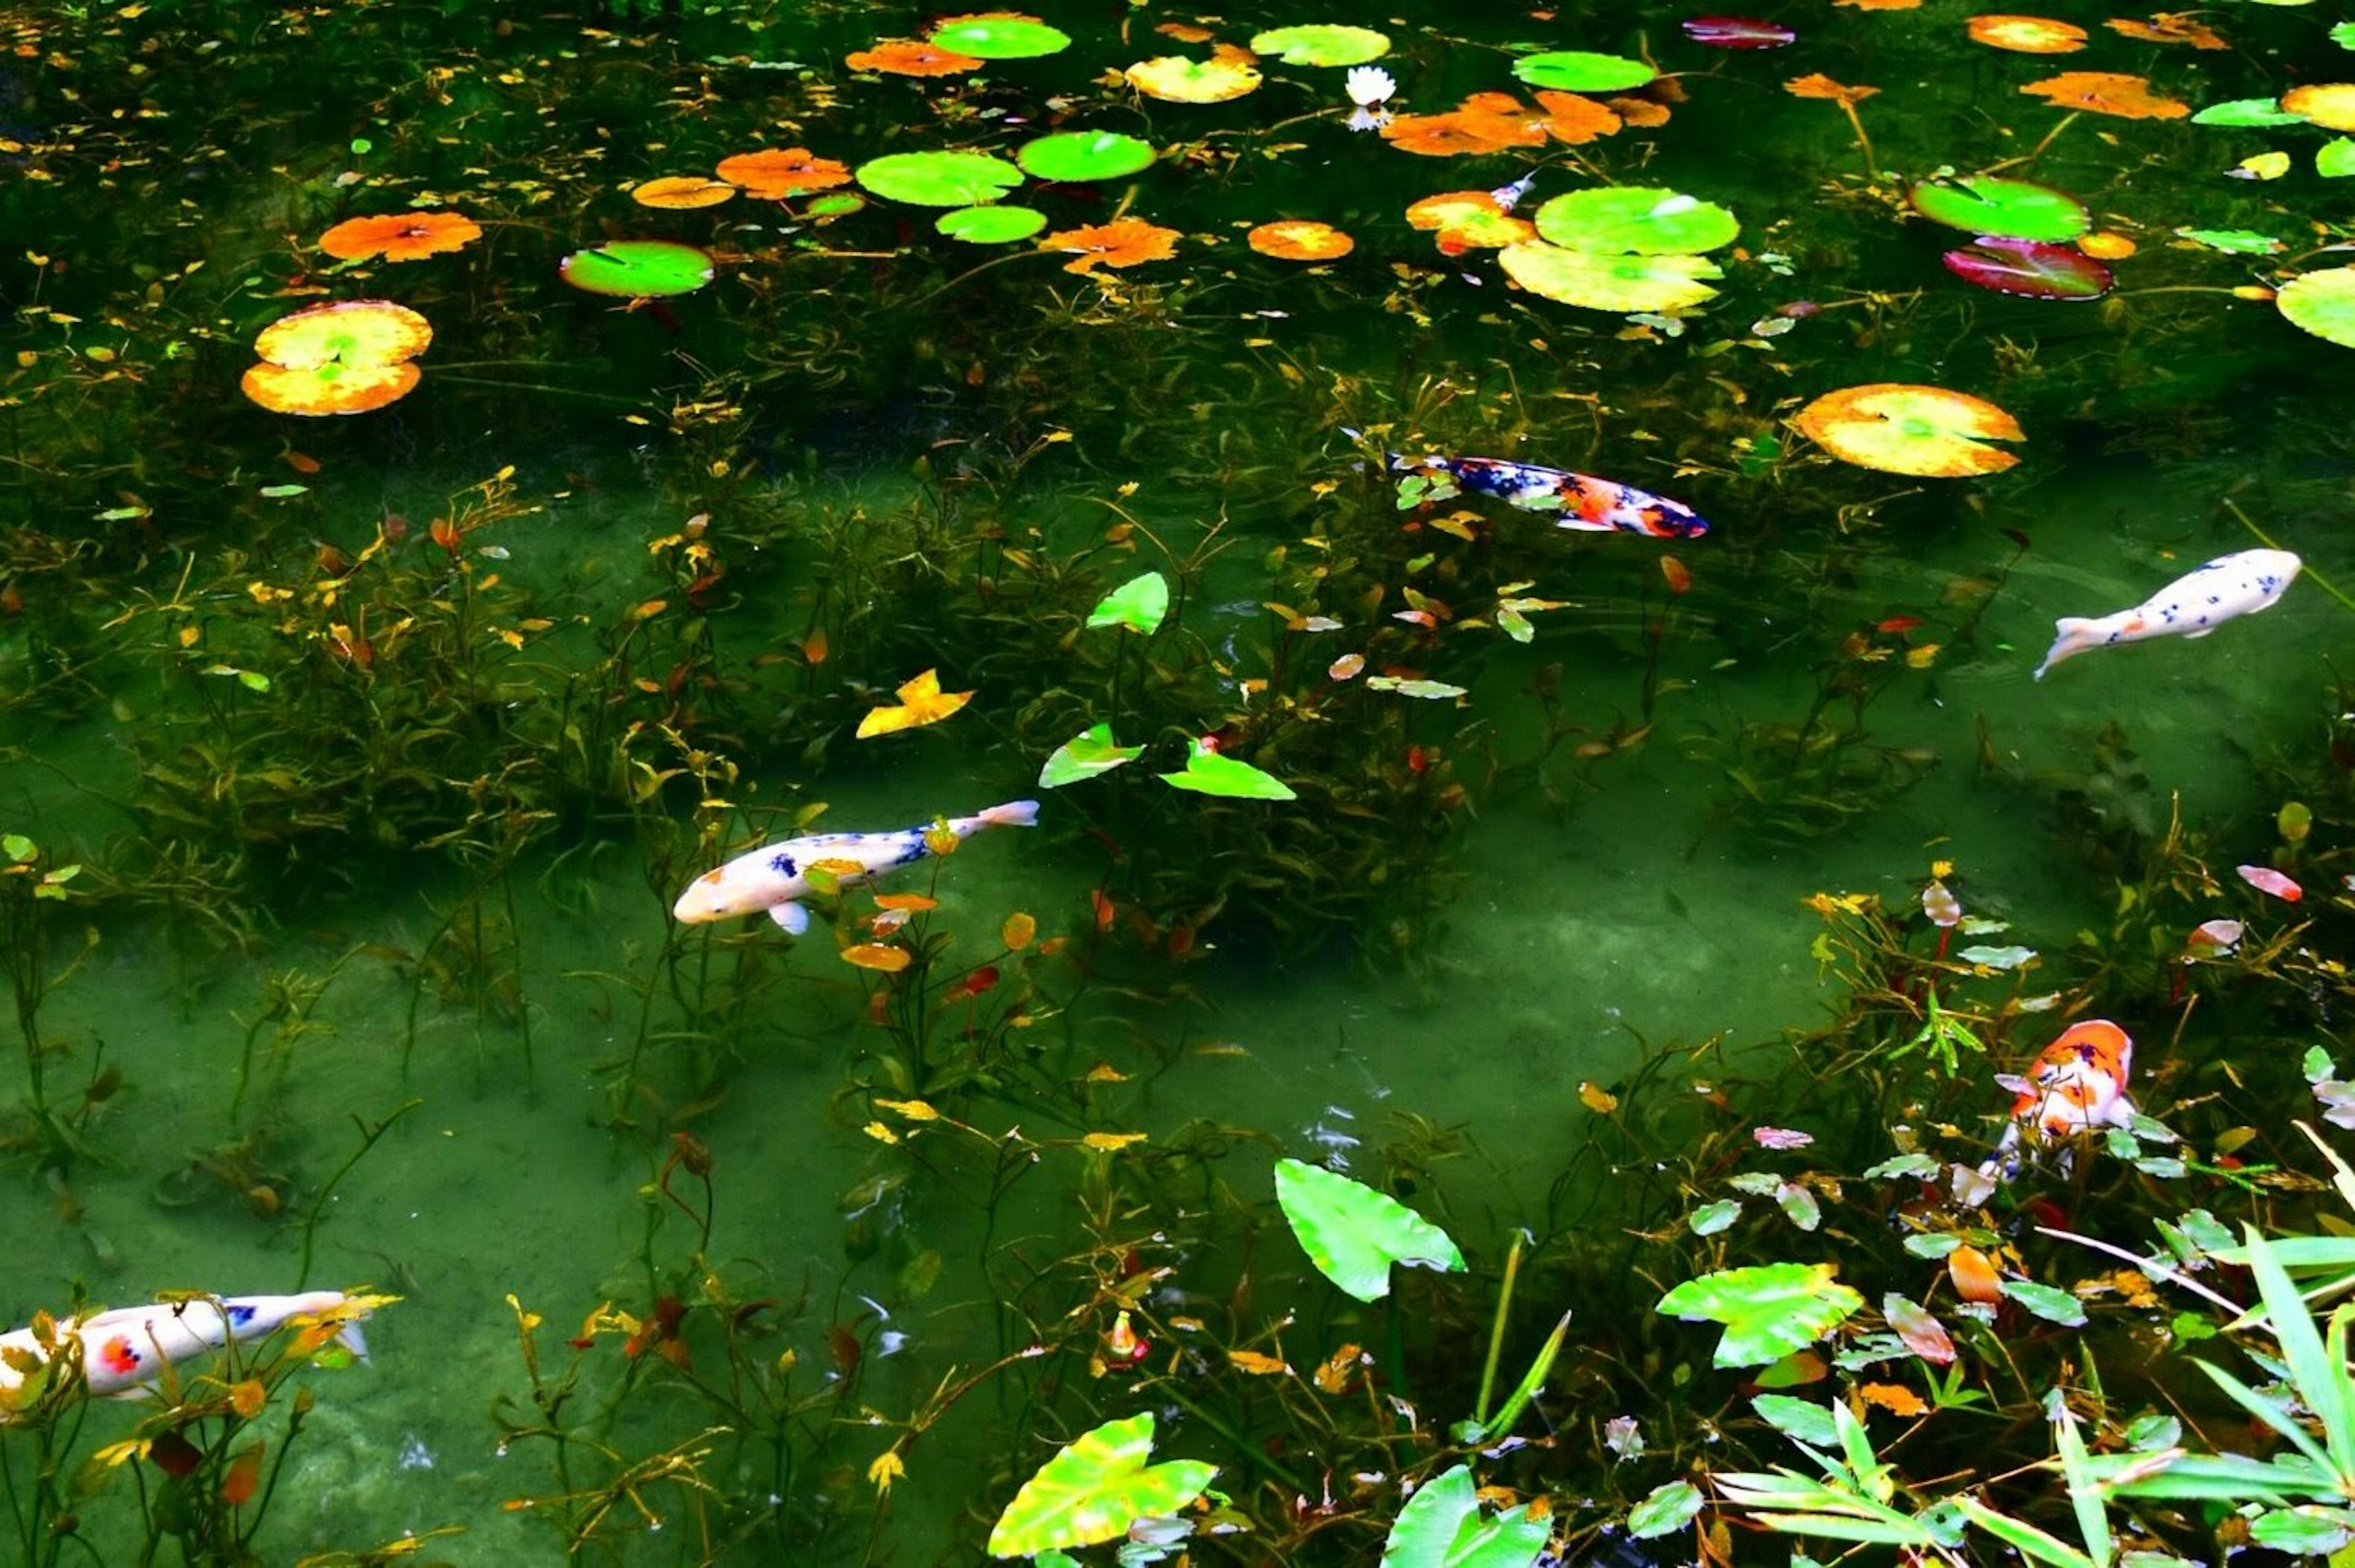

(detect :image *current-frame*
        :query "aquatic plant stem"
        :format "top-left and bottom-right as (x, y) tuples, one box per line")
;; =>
(2226, 500), (2355, 617)
(1149, 1380), (1309, 1493)
(1471, 1230), (1526, 1428)
(294, 1099), (422, 1291)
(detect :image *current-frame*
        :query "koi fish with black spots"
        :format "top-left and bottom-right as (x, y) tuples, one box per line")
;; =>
(1390, 453), (1712, 539)
(2035, 549), (2299, 679)
(672, 799), (1040, 935)
(1980, 1019), (2135, 1179)
(0, 1291), (376, 1402)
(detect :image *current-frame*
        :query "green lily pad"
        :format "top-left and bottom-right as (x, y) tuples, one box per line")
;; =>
(1016, 131), (1157, 182)
(2192, 98), (2308, 127)
(1039, 724), (1145, 789)
(2320, 137), (2355, 177)
(1532, 187), (1739, 254)
(1512, 50), (1656, 93)
(805, 192), (867, 218)
(1160, 740), (1296, 801)
(986, 1413), (1216, 1558)
(936, 205), (1046, 243)
(1379, 1465), (1551, 1568)
(2278, 266), (2355, 348)
(1500, 241), (1722, 312)
(1655, 1261), (1864, 1367)
(1248, 25), (1390, 67)
(1365, 675), (1467, 700)
(927, 15), (1070, 59)
(2175, 227), (2281, 254)
(855, 150), (1024, 207)
(1086, 571), (1169, 633)
(1908, 175), (2089, 242)
(1274, 1157), (1465, 1302)
(557, 240), (714, 297)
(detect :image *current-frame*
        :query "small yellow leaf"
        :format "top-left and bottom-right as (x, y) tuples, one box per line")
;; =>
(229, 1378), (267, 1419)
(1905, 642), (1941, 668)
(1859, 1382), (1929, 1417)
(1314, 1344), (1366, 1393)
(863, 1120), (901, 1144)
(1578, 1080), (1620, 1114)
(1228, 1349), (1291, 1375)
(875, 1098), (941, 1121)
(867, 1448), (906, 1496)
(1085, 1063), (1129, 1083)
(1001, 911), (1036, 950)
(178, 624), (200, 647)
(841, 944), (911, 973)
(872, 893), (938, 911)
(856, 668), (973, 738)
(2232, 150), (2291, 181)
(1082, 1131), (1148, 1152)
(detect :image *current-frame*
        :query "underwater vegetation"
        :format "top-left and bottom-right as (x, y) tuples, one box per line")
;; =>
(4, 0), (2355, 1562)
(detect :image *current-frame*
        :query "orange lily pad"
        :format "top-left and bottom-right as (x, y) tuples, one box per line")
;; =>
(1040, 216), (1181, 273)
(240, 359), (420, 417)
(1966, 15), (2088, 52)
(632, 176), (737, 210)
(1794, 384), (2024, 478)
(1247, 220), (1354, 261)
(848, 37), (982, 75)
(2107, 13), (2226, 49)
(1127, 54), (1262, 103)
(717, 148), (854, 197)
(856, 668), (974, 738)
(2283, 84), (2355, 132)
(841, 944), (914, 973)
(1784, 74), (1878, 105)
(1404, 191), (1536, 250)
(2019, 71), (2189, 119)
(316, 211), (482, 263)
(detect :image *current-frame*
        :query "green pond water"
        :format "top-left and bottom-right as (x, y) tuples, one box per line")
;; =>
(3, 0), (2354, 1562)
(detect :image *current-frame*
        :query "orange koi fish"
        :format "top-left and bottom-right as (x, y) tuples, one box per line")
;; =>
(1390, 454), (1713, 539)
(1980, 1019), (2135, 1179)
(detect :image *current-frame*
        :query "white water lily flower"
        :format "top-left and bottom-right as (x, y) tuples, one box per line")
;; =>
(1345, 64), (1394, 107)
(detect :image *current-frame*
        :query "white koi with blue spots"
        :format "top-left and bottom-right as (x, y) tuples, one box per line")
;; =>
(671, 799), (1040, 935)
(0, 1290), (372, 1401)
(2035, 548), (2300, 680)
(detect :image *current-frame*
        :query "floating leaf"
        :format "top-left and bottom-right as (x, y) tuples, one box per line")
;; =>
(1380, 1464), (1552, 1567)
(1127, 55), (1262, 104)
(240, 359), (420, 417)
(2320, 138), (2355, 176)
(2110, 13), (2225, 47)
(1909, 175), (2089, 241)
(2278, 267), (2355, 348)
(1500, 242), (1723, 312)
(1040, 217), (1181, 273)
(1966, 15), (2088, 52)
(936, 205), (1047, 243)
(856, 150), (1024, 207)
(1682, 17), (1797, 48)
(2231, 150), (2292, 180)
(2000, 1278), (2088, 1326)
(630, 175), (736, 210)
(1513, 50), (1656, 93)
(558, 240), (714, 297)
(1532, 187), (1739, 254)
(841, 944), (912, 973)
(1275, 1157), (1465, 1302)
(1015, 131), (1156, 182)
(856, 668), (974, 738)
(2192, 98), (2305, 127)
(1161, 740), (1296, 801)
(718, 147), (854, 197)
(1404, 191), (1536, 250)
(927, 15), (1070, 59)
(1248, 220), (1355, 261)
(2176, 227), (2282, 254)
(1752, 1393), (1840, 1448)
(316, 210), (482, 262)
(1628, 1481), (1707, 1540)
(1365, 675), (1469, 700)
(2283, 84), (2355, 131)
(846, 37), (981, 75)
(2021, 71), (2189, 119)
(986, 1412), (1216, 1558)
(1086, 572), (1170, 633)
(1958, 944), (2036, 968)
(254, 299), (432, 369)
(1040, 724), (1145, 788)
(1793, 383), (2024, 478)
(1656, 1262), (1864, 1367)
(1883, 1293), (1956, 1364)
(1690, 1199), (1743, 1235)
(1785, 73), (1878, 105)
(1249, 25), (1390, 67)
(1942, 235), (2112, 299)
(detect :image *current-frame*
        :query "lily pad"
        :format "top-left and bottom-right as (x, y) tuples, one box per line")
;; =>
(1249, 25), (1390, 67)
(2175, 227), (2281, 254)
(1160, 740), (1296, 801)
(2278, 267), (2355, 348)
(1682, 16), (1796, 48)
(2284, 83), (2355, 131)
(936, 205), (1046, 243)
(1500, 242), (1723, 312)
(240, 358), (421, 416)
(986, 1413), (1215, 1558)
(1275, 1157), (1466, 1302)
(1512, 50), (1656, 93)
(1794, 384), (2025, 478)
(1908, 175), (2089, 242)
(1655, 1261), (1865, 1367)
(2321, 138), (2355, 176)
(1127, 55), (1262, 104)
(1379, 1465), (1552, 1567)
(558, 240), (714, 297)
(1039, 724), (1145, 789)
(857, 150), (1023, 207)
(1015, 131), (1156, 182)
(1086, 572), (1169, 633)
(1532, 186), (1739, 253)
(253, 299), (432, 369)
(2193, 97), (2307, 126)
(1941, 235), (2112, 299)
(927, 15), (1070, 59)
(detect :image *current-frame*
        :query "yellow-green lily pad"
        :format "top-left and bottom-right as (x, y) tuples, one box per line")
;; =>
(927, 15), (1070, 59)
(253, 298), (433, 369)
(2278, 266), (2355, 348)
(856, 150), (1024, 207)
(1499, 241), (1722, 312)
(1532, 187), (1739, 254)
(1247, 25), (1390, 66)
(936, 204), (1046, 243)
(1793, 383), (2025, 478)
(1014, 131), (1156, 182)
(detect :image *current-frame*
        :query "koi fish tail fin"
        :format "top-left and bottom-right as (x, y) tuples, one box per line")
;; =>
(1978, 1122), (2024, 1182)
(336, 1320), (372, 1364)
(980, 800), (1041, 830)
(2033, 617), (2099, 681)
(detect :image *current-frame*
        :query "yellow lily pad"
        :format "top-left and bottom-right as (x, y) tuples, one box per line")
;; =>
(1127, 54), (1262, 103)
(2283, 83), (2355, 132)
(253, 299), (433, 370)
(240, 359), (421, 416)
(1498, 240), (1721, 312)
(1793, 383), (2024, 478)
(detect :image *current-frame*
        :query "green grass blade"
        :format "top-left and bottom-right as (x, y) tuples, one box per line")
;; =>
(1955, 1497), (2098, 1568)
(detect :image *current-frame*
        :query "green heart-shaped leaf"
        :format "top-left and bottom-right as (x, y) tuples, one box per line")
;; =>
(1039, 724), (1144, 789)
(1275, 1157), (1465, 1302)
(1086, 572), (1169, 633)
(1379, 1464), (1551, 1567)
(557, 240), (714, 298)
(987, 1412), (1216, 1558)
(1160, 741), (1296, 800)
(1655, 1261), (1864, 1367)
(1532, 188), (1739, 254)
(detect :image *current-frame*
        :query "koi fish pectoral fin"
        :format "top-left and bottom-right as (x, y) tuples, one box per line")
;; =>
(2183, 626), (2215, 638)
(769, 901), (809, 936)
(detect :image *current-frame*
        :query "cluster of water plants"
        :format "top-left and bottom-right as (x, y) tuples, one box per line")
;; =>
(5, 0), (2355, 1562)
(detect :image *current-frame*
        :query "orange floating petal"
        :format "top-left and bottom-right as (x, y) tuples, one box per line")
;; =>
(2079, 229), (2137, 259)
(632, 175), (737, 210)
(1040, 216), (1181, 273)
(841, 944), (914, 973)
(1785, 73), (1879, 105)
(2107, 12), (2226, 49)
(316, 210), (482, 263)
(717, 147), (854, 197)
(2020, 71), (2189, 119)
(856, 668), (975, 738)
(1247, 220), (1354, 261)
(872, 893), (939, 911)
(240, 359), (421, 416)
(848, 37), (982, 75)
(1966, 14), (2088, 52)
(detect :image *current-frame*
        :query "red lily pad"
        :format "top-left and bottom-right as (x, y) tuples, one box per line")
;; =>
(1682, 15), (1796, 47)
(1940, 235), (2112, 299)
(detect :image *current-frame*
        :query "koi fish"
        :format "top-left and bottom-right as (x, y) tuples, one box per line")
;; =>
(2034, 548), (2300, 679)
(0, 1291), (373, 1401)
(671, 799), (1040, 935)
(1390, 453), (1712, 539)
(1979, 1019), (2135, 1179)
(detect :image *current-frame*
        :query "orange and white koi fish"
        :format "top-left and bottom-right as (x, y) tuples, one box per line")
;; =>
(1980, 1019), (2136, 1178)
(2035, 549), (2299, 679)
(0, 1291), (373, 1402)
(1390, 453), (1713, 539)
(671, 800), (1039, 936)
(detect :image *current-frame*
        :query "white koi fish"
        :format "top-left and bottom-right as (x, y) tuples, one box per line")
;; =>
(671, 799), (1040, 935)
(2035, 548), (2300, 679)
(0, 1290), (374, 1401)
(1978, 1019), (2135, 1179)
